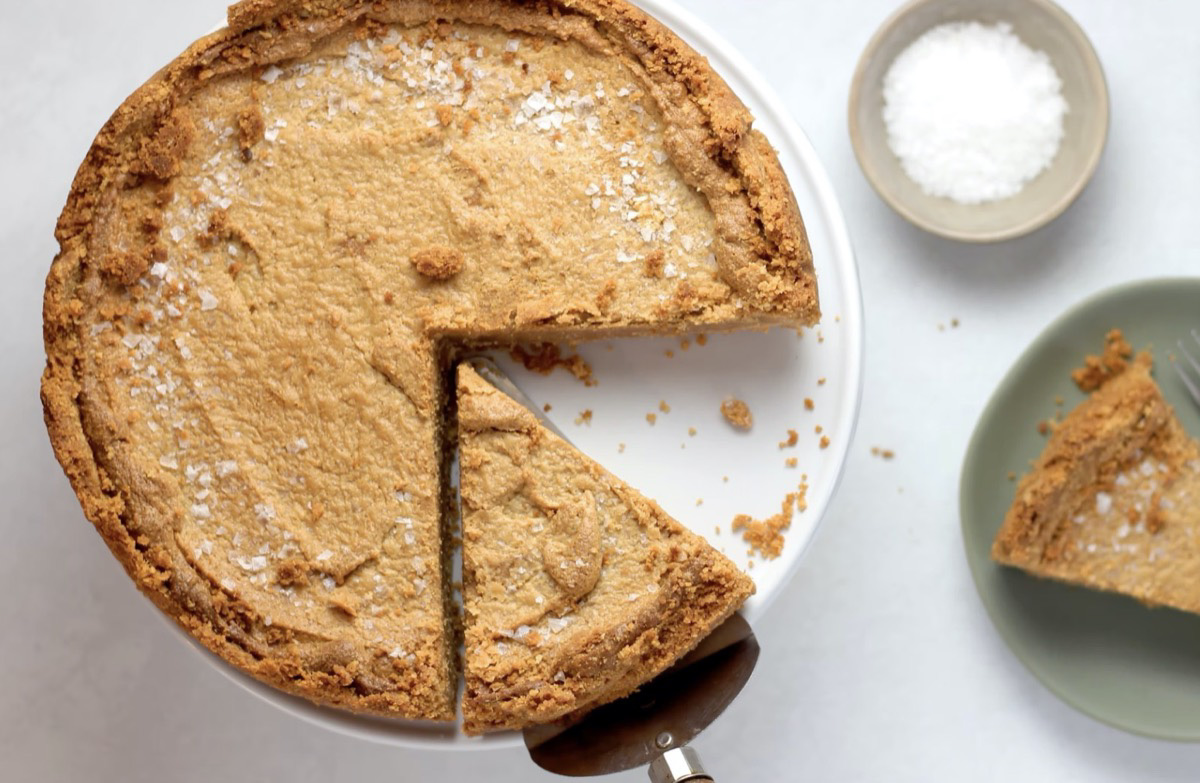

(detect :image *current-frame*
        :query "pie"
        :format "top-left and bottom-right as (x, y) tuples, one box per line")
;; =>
(457, 364), (754, 733)
(993, 340), (1200, 614)
(41, 0), (817, 724)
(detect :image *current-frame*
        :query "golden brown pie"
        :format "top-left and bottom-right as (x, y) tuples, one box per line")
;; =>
(457, 365), (754, 733)
(42, 0), (817, 723)
(993, 344), (1200, 614)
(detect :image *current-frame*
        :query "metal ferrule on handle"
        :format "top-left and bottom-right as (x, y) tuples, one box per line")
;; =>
(648, 747), (713, 783)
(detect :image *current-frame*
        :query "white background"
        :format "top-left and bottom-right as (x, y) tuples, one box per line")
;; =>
(2, 1), (1198, 780)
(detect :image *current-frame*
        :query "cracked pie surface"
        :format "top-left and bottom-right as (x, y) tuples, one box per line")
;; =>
(42, 0), (816, 724)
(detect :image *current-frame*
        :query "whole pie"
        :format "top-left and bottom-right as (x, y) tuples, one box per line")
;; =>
(457, 365), (754, 733)
(993, 338), (1200, 614)
(42, 0), (818, 724)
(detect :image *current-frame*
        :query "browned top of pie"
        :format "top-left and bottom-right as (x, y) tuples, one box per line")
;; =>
(457, 365), (754, 733)
(41, 0), (815, 722)
(993, 345), (1200, 614)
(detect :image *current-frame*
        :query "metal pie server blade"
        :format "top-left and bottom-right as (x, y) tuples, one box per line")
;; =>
(523, 612), (760, 778)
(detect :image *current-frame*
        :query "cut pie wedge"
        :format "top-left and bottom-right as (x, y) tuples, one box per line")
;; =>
(993, 351), (1200, 614)
(457, 364), (755, 733)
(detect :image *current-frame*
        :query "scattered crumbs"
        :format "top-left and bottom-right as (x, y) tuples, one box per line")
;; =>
(510, 343), (596, 386)
(785, 457), (798, 468)
(1071, 329), (1132, 391)
(618, 442), (626, 454)
(817, 377), (827, 386)
(819, 435), (831, 449)
(696, 498), (703, 506)
(574, 409), (593, 426)
(1007, 471), (1017, 481)
(543, 403), (553, 412)
(646, 412), (657, 425)
(951, 318), (960, 328)
(714, 525), (721, 535)
(680, 338), (691, 351)
(747, 560), (755, 570)
(938, 323), (946, 332)
(779, 429), (799, 449)
(720, 397), (753, 430)
(722, 476), (729, 483)
(870, 447), (895, 460)
(803, 397), (815, 411)
(1036, 420), (1051, 436)
(835, 315), (841, 323)
(732, 483), (809, 560)
(688, 427), (697, 437)
(814, 425), (824, 434)
(664, 349), (675, 358)
(696, 334), (708, 346)
(659, 400), (671, 414)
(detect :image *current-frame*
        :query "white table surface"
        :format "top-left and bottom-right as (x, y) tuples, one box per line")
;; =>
(3, 1), (1198, 780)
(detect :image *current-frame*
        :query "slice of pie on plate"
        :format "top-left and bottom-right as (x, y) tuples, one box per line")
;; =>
(457, 364), (754, 733)
(993, 344), (1200, 614)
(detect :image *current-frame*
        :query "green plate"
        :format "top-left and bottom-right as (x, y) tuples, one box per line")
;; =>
(961, 277), (1200, 741)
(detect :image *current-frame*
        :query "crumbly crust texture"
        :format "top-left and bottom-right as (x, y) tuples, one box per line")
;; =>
(993, 347), (1200, 614)
(42, 0), (814, 723)
(457, 366), (754, 733)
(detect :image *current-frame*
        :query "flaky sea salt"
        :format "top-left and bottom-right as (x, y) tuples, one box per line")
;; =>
(882, 21), (1067, 204)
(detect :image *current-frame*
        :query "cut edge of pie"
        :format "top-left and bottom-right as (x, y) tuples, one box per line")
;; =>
(992, 346), (1200, 614)
(456, 364), (755, 733)
(41, 0), (815, 724)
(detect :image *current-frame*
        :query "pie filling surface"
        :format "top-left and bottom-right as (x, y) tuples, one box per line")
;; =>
(43, 0), (817, 724)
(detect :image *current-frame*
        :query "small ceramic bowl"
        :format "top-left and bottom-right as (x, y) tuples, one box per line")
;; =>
(848, 0), (1109, 243)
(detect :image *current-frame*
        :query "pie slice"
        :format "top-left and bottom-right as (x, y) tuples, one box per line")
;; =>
(456, 365), (754, 733)
(42, 0), (815, 722)
(992, 347), (1200, 613)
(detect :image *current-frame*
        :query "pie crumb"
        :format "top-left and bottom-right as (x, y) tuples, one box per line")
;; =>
(803, 397), (814, 411)
(659, 400), (670, 414)
(411, 245), (464, 280)
(720, 398), (753, 430)
(785, 457), (798, 468)
(731, 483), (808, 560)
(819, 436), (830, 449)
(646, 413), (657, 425)
(1071, 328), (1133, 391)
(510, 343), (595, 386)
(575, 410), (592, 426)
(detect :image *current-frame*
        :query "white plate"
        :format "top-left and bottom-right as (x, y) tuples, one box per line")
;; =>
(175, 0), (863, 750)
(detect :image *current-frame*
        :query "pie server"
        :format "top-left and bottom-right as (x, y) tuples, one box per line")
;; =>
(467, 357), (761, 782)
